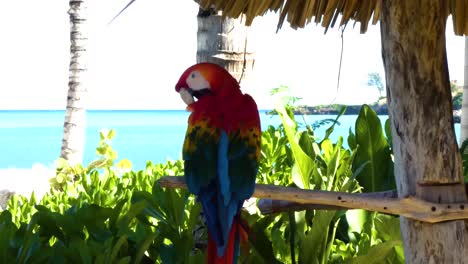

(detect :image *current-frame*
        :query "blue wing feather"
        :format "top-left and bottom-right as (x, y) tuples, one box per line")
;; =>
(217, 131), (231, 206)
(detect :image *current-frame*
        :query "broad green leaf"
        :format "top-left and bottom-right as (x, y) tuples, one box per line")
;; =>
(288, 212), (296, 264)
(461, 138), (468, 180)
(298, 131), (316, 159)
(0, 211), (16, 261)
(248, 216), (281, 263)
(135, 231), (157, 264)
(346, 210), (368, 234)
(349, 240), (402, 264)
(321, 139), (334, 161)
(132, 191), (167, 224)
(160, 243), (176, 264)
(374, 214), (401, 242)
(324, 138), (342, 188)
(110, 235), (128, 262)
(186, 200), (201, 231)
(299, 210), (336, 264)
(353, 105), (394, 192)
(291, 164), (304, 189)
(359, 211), (376, 253)
(348, 127), (356, 150)
(34, 209), (65, 242)
(122, 200), (148, 226)
(73, 238), (92, 264)
(276, 103), (314, 189)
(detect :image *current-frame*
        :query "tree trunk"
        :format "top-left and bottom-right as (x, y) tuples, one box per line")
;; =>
(380, 1), (468, 262)
(60, 0), (88, 165)
(461, 37), (468, 142)
(196, 8), (254, 83)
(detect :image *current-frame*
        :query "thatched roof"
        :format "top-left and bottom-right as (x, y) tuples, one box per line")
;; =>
(198, 0), (468, 35)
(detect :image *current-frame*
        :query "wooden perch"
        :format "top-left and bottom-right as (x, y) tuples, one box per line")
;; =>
(158, 176), (468, 223)
(257, 199), (347, 214)
(258, 190), (399, 214)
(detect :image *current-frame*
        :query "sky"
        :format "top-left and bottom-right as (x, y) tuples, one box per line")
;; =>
(0, 0), (465, 110)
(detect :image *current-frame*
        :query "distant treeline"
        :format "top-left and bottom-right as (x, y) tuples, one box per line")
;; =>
(266, 103), (462, 123)
(267, 104), (388, 115)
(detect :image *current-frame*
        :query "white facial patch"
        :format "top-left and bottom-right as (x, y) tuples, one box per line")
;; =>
(179, 88), (195, 105)
(186, 71), (211, 91)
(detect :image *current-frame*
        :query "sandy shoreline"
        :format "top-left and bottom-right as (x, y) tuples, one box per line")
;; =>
(0, 163), (54, 199)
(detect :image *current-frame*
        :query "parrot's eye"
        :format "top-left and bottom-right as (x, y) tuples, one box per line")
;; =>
(191, 73), (196, 79)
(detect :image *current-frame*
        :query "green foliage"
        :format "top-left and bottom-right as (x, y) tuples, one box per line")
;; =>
(451, 81), (459, 93)
(2, 131), (196, 263)
(276, 104), (315, 189)
(349, 105), (395, 192)
(367, 72), (384, 98)
(258, 125), (293, 186)
(51, 128), (133, 190)
(1, 105), (404, 263)
(460, 138), (468, 182)
(451, 81), (462, 110)
(453, 92), (462, 110)
(270, 85), (302, 107)
(340, 106), (401, 264)
(334, 212), (403, 264)
(333, 105), (403, 263)
(250, 102), (401, 264)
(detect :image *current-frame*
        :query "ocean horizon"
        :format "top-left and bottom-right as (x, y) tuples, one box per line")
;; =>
(0, 110), (461, 170)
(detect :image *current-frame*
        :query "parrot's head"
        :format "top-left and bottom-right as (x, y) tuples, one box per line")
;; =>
(175, 63), (240, 105)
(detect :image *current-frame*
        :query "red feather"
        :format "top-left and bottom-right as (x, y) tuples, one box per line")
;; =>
(207, 220), (238, 264)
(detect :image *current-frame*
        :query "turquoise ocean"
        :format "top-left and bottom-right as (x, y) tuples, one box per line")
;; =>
(0, 110), (461, 170)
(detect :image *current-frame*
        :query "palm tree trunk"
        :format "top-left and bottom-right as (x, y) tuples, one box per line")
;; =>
(60, 0), (89, 165)
(380, 1), (468, 262)
(461, 37), (468, 142)
(196, 8), (254, 83)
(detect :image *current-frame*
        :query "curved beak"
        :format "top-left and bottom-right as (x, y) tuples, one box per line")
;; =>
(175, 79), (194, 105)
(178, 88), (195, 105)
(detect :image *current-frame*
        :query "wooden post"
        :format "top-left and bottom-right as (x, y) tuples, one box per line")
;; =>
(461, 37), (468, 141)
(196, 8), (255, 83)
(380, 1), (468, 262)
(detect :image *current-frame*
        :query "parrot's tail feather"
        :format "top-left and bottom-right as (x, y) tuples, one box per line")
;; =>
(207, 219), (239, 264)
(238, 217), (250, 259)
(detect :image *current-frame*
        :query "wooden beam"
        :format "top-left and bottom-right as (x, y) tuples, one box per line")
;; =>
(158, 176), (468, 223)
(257, 189), (397, 214)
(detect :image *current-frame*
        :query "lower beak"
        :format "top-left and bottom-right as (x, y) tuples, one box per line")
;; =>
(179, 88), (195, 105)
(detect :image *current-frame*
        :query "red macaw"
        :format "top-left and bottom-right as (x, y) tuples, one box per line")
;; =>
(175, 63), (261, 264)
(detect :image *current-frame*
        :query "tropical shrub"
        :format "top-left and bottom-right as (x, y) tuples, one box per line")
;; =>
(2, 130), (202, 263)
(0, 105), (404, 263)
(246, 103), (402, 264)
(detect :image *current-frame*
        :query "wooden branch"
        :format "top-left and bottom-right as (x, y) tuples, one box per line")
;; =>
(158, 176), (468, 223)
(258, 190), (399, 214)
(257, 199), (347, 214)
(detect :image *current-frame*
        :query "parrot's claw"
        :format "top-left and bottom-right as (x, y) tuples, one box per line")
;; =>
(179, 88), (195, 105)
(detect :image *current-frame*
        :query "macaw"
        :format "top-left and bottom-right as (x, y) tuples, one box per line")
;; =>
(175, 63), (261, 264)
